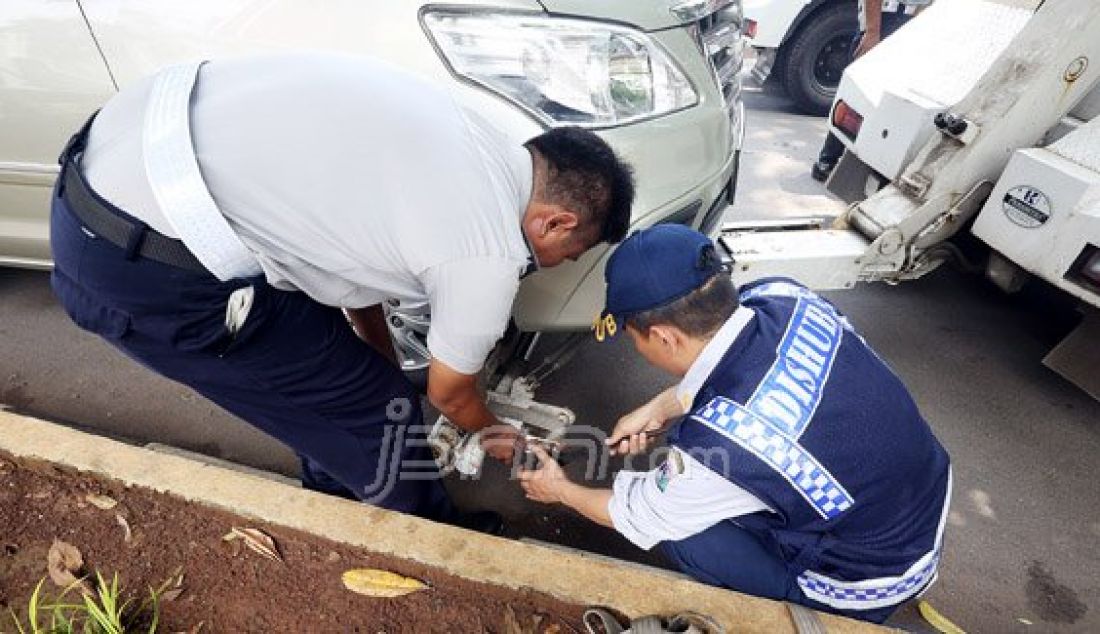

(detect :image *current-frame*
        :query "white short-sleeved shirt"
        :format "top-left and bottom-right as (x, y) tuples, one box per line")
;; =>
(608, 307), (775, 550)
(82, 53), (534, 374)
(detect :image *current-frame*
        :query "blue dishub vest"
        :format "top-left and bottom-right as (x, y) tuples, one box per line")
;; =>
(668, 278), (951, 610)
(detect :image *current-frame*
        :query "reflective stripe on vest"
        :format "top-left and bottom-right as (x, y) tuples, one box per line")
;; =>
(692, 396), (855, 520)
(796, 469), (952, 610)
(743, 291), (844, 439)
(143, 61), (262, 281)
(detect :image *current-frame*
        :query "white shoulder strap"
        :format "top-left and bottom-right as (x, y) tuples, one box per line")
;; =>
(143, 61), (262, 281)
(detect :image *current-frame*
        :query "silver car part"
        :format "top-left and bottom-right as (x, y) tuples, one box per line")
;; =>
(430, 380), (576, 476)
(383, 299), (431, 372)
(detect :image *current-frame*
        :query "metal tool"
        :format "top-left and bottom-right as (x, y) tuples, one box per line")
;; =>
(522, 429), (666, 467)
(429, 377), (577, 475)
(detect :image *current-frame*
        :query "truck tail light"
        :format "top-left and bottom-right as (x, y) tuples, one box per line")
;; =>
(744, 19), (758, 39)
(832, 100), (863, 140)
(1068, 245), (1100, 293)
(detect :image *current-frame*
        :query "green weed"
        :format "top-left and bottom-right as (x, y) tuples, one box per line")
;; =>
(7, 571), (172, 634)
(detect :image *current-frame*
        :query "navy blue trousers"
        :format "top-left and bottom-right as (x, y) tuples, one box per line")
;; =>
(661, 521), (898, 624)
(49, 174), (452, 521)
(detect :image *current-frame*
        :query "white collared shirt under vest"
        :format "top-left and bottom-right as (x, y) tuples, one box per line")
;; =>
(608, 305), (774, 550)
(607, 288), (950, 553)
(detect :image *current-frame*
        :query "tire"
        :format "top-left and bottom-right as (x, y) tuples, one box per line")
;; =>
(760, 54), (788, 97)
(781, 1), (859, 116)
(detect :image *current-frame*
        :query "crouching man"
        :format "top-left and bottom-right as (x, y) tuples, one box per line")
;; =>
(519, 225), (951, 623)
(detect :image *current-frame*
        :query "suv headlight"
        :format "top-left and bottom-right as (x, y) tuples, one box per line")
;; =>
(423, 11), (698, 128)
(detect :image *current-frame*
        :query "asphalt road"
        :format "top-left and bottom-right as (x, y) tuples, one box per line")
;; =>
(2, 87), (1099, 632)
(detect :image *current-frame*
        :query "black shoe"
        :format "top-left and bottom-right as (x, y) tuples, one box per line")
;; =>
(448, 510), (505, 536)
(811, 160), (835, 182)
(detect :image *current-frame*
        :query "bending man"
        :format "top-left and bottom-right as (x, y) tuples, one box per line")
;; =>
(51, 53), (635, 528)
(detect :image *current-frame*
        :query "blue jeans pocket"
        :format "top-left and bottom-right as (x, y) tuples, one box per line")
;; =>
(51, 269), (132, 340)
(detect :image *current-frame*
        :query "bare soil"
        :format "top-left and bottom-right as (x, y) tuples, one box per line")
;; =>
(0, 452), (584, 633)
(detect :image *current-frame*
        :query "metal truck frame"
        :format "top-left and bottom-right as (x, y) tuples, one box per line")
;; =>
(722, 0), (1100, 399)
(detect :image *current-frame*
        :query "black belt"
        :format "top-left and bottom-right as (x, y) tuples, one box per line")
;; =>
(58, 112), (208, 274)
(61, 165), (208, 273)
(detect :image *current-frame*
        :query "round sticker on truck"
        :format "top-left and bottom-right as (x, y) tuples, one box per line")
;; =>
(1002, 185), (1052, 228)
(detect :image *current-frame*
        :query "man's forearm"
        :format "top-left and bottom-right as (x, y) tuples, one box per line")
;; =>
(433, 388), (497, 433)
(427, 359), (499, 432)
(652, 386), (689, 423)
(864, 0), (882, 35)
(558, 482), (615, 529)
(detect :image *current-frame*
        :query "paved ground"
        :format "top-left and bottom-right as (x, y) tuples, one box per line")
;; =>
(2, 86), (1099, 632)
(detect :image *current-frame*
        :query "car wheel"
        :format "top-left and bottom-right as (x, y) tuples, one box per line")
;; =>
(781, 1), (859, 116)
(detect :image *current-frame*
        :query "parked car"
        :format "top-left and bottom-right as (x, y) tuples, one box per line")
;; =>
(0, 0), (744, 379)
(743, 0), (857, 115)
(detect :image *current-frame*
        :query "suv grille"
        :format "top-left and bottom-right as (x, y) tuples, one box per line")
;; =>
(696, 2), (743, 114)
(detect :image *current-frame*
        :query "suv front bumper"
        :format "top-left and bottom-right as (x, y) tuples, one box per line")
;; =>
(514, 100), (744, 332)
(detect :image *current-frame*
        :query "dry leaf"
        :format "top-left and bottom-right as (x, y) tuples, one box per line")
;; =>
(47, 539), (83, 585)
(918, 600), (965, 634)
(85, 494), (118, 510)
(172, 622), (204, 634)
(227, 527), (282, 563)
(503, 606), (548, 634)
(46, 539), (91, 594)
(223, 537), (242, 557)
(341, 568), (429, 598)
(115, 513), (132, 543)
(503, 605), (524, 634)
(162, 569), (185, 602)
(161, 588), (184, 603)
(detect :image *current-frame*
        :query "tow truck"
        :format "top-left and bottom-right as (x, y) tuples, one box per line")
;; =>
(720, 0), (1100, 399)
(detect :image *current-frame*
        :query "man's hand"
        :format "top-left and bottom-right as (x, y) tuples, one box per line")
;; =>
(853, 29), (881, 59)
(606, 387), (685, 456)
(480, 423), (522, 465)
(519, 445), (570, 504)
(519, 446), (615, 527)
(427, 360), (517, 464)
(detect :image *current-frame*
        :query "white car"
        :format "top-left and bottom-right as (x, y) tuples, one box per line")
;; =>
(0, 0), (744, 379)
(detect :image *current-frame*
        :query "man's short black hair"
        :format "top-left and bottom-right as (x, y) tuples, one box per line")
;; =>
(525, 127), (635, 244)
(627, 273), (739, 338)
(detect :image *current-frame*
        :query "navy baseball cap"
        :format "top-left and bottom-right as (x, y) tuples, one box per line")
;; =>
(594, 224), (725, 341)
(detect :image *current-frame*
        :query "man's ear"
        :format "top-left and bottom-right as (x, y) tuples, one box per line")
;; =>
(649, 324), (679, 352)
(545, 209), (580, 235)
(529, 215), (546, 236)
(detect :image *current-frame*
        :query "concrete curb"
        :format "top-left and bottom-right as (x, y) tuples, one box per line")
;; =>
(0, 411), (883, 633)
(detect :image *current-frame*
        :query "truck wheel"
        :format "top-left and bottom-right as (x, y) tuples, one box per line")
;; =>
(761, 49), (788, 96)
(781, 1), (859, 116)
